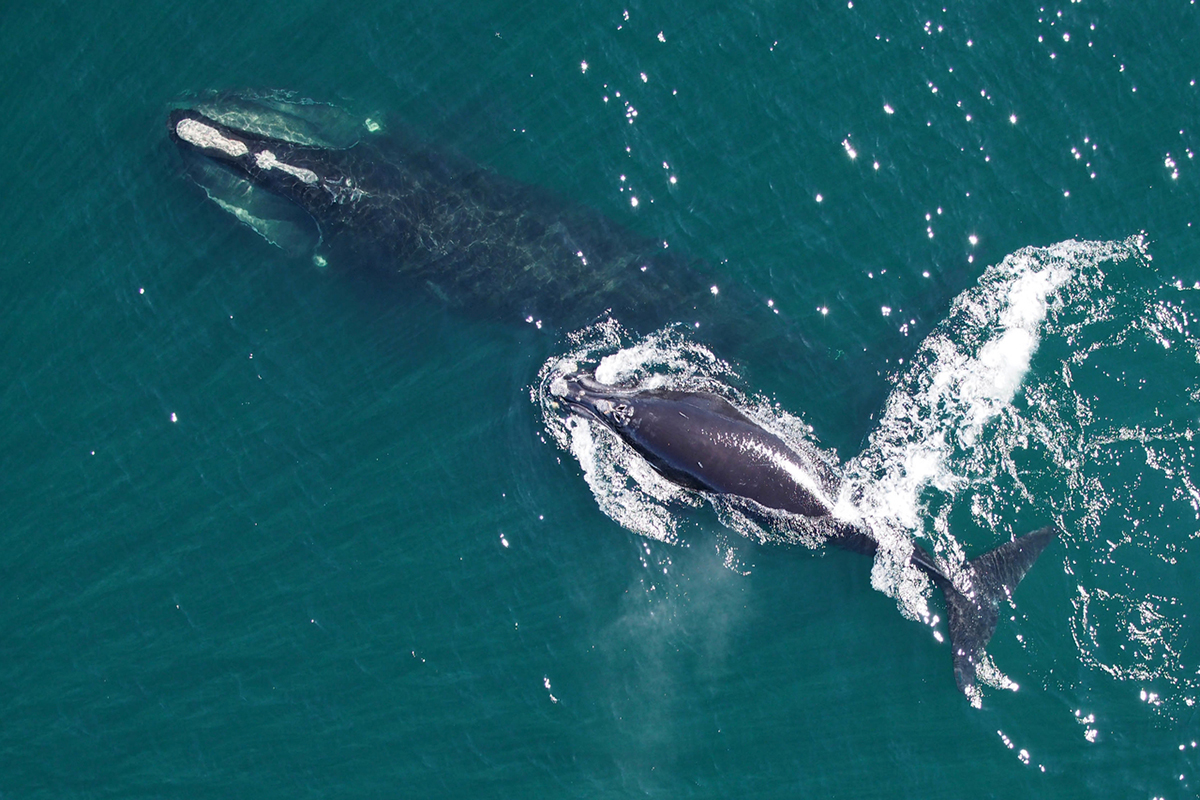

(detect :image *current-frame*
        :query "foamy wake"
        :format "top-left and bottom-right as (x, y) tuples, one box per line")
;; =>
(841, 237), (1147, 628)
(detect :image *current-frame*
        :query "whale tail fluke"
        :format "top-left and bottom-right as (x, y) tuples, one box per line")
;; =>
(936, 526), (1059, 694)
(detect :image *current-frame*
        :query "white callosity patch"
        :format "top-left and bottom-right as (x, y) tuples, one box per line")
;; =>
(253, 149), (319, 185)
(193, 90), (364, 149)
(175, 118), (249, 157)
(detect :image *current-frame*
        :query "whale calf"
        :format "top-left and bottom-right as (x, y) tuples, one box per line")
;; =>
(167, 90), (726, 333)
(552, 370), (1057, 694)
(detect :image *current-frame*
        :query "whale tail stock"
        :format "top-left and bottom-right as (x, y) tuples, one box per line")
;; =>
(824, 521), (1058, 694)
(923, 526), (1059, 694)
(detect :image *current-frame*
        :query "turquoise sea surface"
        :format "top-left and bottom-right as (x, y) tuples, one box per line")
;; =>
(3, 1), (1199, 797)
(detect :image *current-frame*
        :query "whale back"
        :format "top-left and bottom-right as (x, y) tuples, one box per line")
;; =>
(600, 387), (837, 518)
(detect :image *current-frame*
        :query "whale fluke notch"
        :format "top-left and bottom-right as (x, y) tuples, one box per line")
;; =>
(937, 526), (1059, 693)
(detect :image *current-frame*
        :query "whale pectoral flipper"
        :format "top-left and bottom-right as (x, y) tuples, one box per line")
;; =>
(937, 526), (1059, 693)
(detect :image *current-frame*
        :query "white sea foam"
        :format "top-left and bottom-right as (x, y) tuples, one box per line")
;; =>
(842, 237), (1147, 625)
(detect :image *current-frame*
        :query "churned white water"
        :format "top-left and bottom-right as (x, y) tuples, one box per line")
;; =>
(841, 237), (1146, 620)
(540, 241), (1147, 647)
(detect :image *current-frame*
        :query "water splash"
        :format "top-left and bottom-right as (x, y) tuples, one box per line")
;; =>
(843, 239), (1146, 617)
(537, 236), (1200, 708)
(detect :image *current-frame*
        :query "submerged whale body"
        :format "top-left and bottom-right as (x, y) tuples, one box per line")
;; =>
(167, 91), (723, 332)
(552, 370), (1057, 695)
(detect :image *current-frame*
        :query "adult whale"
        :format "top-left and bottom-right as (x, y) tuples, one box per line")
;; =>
(551, 370), (1057, 695)
(166, 91), (732, 334)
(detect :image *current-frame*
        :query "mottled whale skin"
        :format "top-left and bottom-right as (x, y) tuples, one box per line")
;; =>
(166, 93), (724, 332)
(554, 370), (1057, 695)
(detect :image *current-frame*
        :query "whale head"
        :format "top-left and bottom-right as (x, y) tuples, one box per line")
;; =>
(166, 91), (368, 254)
(551, 372), (637, 431)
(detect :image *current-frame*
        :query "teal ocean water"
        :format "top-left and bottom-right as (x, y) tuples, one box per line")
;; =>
(3, 1), (1199, 797)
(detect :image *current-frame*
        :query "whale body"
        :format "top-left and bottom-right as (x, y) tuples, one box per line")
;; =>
(167, 91), (724, 332)
(553, 370), (1057, 695)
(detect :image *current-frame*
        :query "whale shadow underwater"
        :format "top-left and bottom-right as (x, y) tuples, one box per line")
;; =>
(165, 90), (753, 338)
(550, 370), (1057, 696)
(167, 90), (1058, 697)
